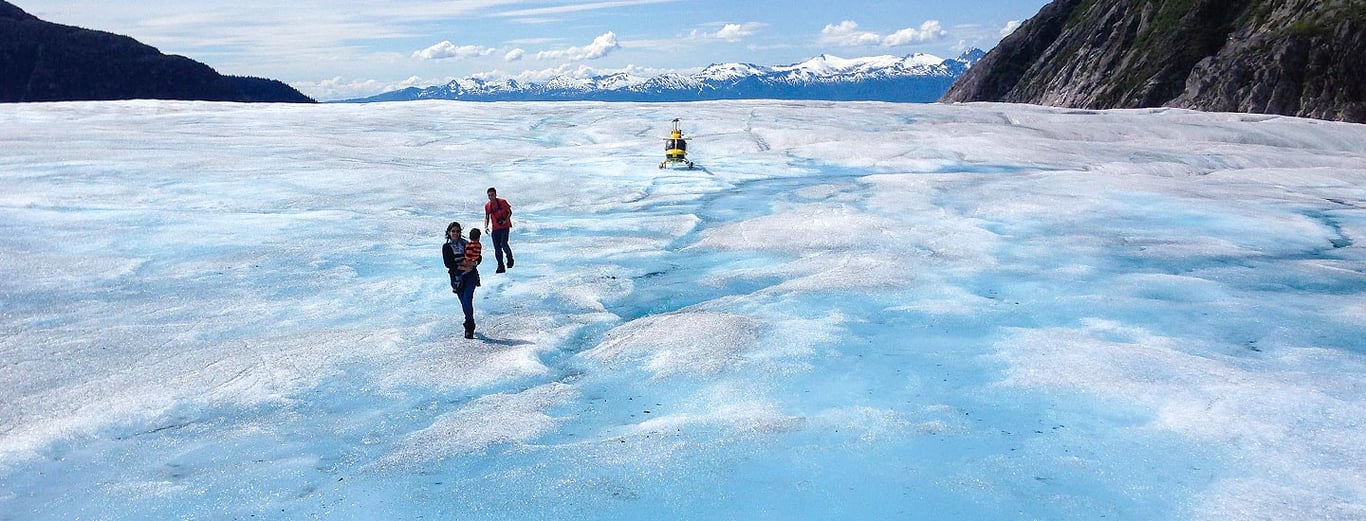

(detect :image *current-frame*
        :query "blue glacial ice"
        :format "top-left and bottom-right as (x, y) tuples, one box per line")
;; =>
(1, 100), (1364, 520)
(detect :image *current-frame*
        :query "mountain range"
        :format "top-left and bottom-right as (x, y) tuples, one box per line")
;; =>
(344, 50), (985, 103)
(0, 0), (311, 103)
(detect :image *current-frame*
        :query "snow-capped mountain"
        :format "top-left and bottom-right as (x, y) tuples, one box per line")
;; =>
(773, 52), (960, 81)
(344, 49), (984, 103)
(695, 62), (774, 82)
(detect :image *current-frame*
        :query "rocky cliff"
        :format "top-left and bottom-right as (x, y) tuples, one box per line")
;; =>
(1, 1), (312, 103)
(942, 0), (1365, 123)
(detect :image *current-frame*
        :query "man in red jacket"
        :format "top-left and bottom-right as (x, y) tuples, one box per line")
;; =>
(483, 187), (514, 273)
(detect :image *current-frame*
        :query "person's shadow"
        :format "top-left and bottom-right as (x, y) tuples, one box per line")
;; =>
(472, 333), (533, 346)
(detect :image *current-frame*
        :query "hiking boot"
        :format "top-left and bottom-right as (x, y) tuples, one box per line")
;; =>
(496, 263), (506, 274)
(464, 321), (475, 339)
(506, 254), (514, 268)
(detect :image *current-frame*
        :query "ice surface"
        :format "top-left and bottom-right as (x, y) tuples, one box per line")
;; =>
(1, 100), (1364, 520)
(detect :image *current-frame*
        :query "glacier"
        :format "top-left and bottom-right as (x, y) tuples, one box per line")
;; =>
(1, 100), (1364, 520)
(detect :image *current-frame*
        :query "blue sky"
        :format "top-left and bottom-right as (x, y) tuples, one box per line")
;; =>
(22, 0), (1050, 100)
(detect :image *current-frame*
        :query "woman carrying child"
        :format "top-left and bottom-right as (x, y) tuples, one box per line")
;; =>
(442, 222), (482, 339)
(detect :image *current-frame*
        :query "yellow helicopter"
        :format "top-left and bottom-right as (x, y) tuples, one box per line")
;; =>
(659, 118), (695, 169)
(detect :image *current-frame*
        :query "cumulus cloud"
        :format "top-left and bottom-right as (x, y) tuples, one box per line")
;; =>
(535, 32), (620, 61)
(882, 20), (947, 46)
(716, 22), (763, 41)
(820, 20), (948, 47)
(691, 22), (766, 42)
(413, 41), (498, 60)
(295, 75), (433, 101)
(819, 20), (883, 46)
(1001, 20), (1022, 37)
(505, 48), (526, 61)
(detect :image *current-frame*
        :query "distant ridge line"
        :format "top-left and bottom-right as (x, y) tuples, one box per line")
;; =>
(340, 49), (986, 103)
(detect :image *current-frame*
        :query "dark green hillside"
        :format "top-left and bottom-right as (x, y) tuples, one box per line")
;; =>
(1, 1), (312, 103)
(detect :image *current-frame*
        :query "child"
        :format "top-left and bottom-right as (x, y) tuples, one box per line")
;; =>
(454, 228), (482, 292)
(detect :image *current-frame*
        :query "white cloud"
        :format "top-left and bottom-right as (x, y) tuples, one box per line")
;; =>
(694, 22), (766, 42)
(1001, 20), (1022, 38)
(820, 19), (948, 48)
(715, 23), (760, 41)
(882, 20), (947, 46)
(505, 48), (526, 61)
(413, 41), (498, 60)
(819, 20), (883, 46)
(293, 75), (436, 101)
(506, 37), (560, 46)
(535, 32), (620, 61)
(492, 0), (677, 18)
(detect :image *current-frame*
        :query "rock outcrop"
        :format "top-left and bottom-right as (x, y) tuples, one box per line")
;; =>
(942, 0), (1365, 123)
